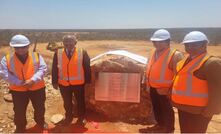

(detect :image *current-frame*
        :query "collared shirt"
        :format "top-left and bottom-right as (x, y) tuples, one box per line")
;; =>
(65, 48), (75, 59)
(0, 53), (47, 85)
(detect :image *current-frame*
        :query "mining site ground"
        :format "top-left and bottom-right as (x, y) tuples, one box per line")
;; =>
(0, 40), (221, 133)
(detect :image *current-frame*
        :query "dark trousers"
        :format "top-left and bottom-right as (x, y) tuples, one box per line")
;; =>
(178, 109), (212, 133)
(150, 87), (175, 131)
(11, 88), (46, 129)
(59, 85), (85, 120)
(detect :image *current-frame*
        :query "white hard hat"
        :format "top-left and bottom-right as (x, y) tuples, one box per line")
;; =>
(10, 34), (30, 47)
(182, 31), (209, 44)
(150, 29), (171, 41)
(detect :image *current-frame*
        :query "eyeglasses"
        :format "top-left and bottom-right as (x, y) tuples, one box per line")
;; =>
(184, 43), (204, 48)
(14, 46), (28, 50)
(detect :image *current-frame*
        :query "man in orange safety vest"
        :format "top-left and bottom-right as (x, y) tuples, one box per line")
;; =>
(172, 31), (221, 133)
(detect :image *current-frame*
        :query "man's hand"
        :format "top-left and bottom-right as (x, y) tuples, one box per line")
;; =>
(23, 79), (35, 88)
(201, 108), (214, 118)
(142, 83), (150, 92)
(167, 89), (172, 100)
(141, 83), (146, 89)
(52, 83), (58, 90)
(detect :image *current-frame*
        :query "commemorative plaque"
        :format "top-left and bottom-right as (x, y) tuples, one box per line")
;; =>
(95, 72), (141, 102)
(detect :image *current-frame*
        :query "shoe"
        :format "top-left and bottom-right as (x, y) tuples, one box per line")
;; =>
(14, 127), (26, 133)
(58, 118), (73, 126)
(37, 122), (49, 130)
(147, 124), (162, 131)
(139, 124), (164, 133)
(152, 126), (174, 133)
(152, 127), (168, 133)
(165, 128), (174, 133)
(139, 128), (153, 133)
(75, 118), (87, 127)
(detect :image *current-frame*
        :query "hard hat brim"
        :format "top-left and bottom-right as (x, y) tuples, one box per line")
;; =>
(182, 40), (209, 44)
(150, 38), (169, 41)
(10, 43), (30, 47)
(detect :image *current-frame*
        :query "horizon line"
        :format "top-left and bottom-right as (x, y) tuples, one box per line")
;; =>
(1, 27), (221, 30)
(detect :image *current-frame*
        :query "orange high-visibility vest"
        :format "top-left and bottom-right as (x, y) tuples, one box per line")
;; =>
(172, 53), (210, 106)
(6, 52), (45, 91)
(146, 48), (176, 88)
(57, 48), (85, 86)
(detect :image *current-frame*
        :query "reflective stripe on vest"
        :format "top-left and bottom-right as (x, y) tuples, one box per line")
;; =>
(172, 53), (210, 106)
(6, 52), (45, 91)
(57, 48), (85, 86)
(146, 48), (176, 88)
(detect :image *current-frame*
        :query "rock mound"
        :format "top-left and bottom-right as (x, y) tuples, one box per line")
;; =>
(84, 50), (152, 122)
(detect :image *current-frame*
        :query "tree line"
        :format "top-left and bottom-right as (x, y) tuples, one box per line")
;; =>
(0, 28), (221, 46)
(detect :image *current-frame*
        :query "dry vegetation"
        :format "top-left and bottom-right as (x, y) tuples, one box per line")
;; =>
(1, 28), (221, 46)
(1, 40), (221, 65)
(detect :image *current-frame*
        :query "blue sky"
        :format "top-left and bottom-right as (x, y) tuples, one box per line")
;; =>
(0, 0), (221, 29)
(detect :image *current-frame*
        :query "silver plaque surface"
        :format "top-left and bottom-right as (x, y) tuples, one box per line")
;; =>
(95, 72), (141, 102)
